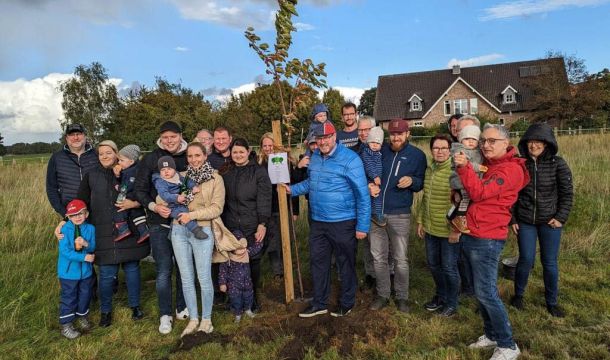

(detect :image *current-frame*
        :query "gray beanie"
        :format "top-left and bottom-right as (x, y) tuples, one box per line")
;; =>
(459, 125), (481, 142)
(119, 144), (141, 161)
(367, 126), (384, 144)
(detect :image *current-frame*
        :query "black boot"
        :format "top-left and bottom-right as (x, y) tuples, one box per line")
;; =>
(131, 306), (144, 320)
(99, 312), (112, 327)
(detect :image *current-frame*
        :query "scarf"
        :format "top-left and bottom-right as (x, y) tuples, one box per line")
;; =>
(184, 161), (215, 204)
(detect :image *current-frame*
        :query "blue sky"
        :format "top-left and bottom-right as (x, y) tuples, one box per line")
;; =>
(1, 0), (609, 144)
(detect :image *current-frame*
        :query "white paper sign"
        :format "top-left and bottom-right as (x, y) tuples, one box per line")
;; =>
(267, 152), (290, 184)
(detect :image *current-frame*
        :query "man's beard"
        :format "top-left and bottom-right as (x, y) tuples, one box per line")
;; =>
(390, 140), (406, 152)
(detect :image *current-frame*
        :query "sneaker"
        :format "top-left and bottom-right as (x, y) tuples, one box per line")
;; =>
(176, 308), (189, 320)
(396, 299), (410, 313)
(181, 319), (199, 337)
(60, 323), (81, 339)
(451, 216), (471, 234)
(136, 224), (150, 244)
(424, 296), (444, 312)
(438, 306), (457, 317)
(330, 306), (352, 317)
(234, 315), (242, 324)
(99, 312), (112, 328)
(131, 306), (144, 320)
(245, 310), (256, 318)
(371, 214), (387, 227)
(468, 334), (498, 349)
(159, 315), (173, 334)
(198, 319), (214, 333)
(369, 296), (389, 311)
(490, 345), (521, 360)
(192, 227), (208, 240)
(510, 295), (524, 310)
(114, 222), (132, 242)
(547, 305), (565, 318)
(298, 305), (328, 318)
(75, 317), (91, 331)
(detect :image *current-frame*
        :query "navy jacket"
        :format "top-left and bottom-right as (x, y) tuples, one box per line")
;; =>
(380, 142), (427, 215)
(46, 144), (98, 216)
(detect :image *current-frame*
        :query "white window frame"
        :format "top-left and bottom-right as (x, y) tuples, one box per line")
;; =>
(410, 100), (421, 111)
(470, 98), (478, 114)
(413, 121), (424, 127)
(444, 100), (451, 116)
(453, 99), (468, 115)
(504, 92), (515, 104)
(499, 118), (505, 125)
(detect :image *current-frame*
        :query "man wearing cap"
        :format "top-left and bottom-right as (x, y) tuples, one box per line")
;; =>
(368, 118), (427, 313)
(46, 123), (99, 217)
(336, 102), (359, 151)
(134, 120), (188, 334)
(285, 120), (371, 318)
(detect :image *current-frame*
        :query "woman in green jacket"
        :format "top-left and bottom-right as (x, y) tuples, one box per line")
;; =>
(416, 134), (458, 317)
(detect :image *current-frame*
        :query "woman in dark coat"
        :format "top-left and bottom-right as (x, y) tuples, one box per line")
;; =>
(220, 138), (272, 311)
(510, 123), (573, 317)
(78, 140), (150, 327)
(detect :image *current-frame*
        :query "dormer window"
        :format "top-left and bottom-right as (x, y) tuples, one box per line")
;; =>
(501, 85), (517, 104)
(409, 94), (422, 111)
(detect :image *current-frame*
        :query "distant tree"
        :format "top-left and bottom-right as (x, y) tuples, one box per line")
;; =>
(321, 88), (346, 123)
(357, 87), (376, 116)
(59, 62), (120, 143)
(0, 132), (5, 156)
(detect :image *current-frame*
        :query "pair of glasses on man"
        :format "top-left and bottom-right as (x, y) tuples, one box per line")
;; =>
(479, 138), (507, 146)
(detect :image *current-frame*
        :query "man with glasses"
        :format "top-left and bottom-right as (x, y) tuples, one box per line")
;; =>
(454, 124), (528, 360)
(368, 118), (427, 313)
(196, 128), (214, 155)
(285, 121), (370, 318)
(336, 102), (359, 150)
(46, 123), (99, 217)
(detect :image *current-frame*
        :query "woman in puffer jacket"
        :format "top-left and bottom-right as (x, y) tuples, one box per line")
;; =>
(510, 123), (573, 317)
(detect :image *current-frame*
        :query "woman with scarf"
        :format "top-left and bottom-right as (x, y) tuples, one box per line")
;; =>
(171, 141), (225, 337)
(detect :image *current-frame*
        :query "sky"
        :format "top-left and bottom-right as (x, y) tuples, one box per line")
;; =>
(1, 0), (609, 145)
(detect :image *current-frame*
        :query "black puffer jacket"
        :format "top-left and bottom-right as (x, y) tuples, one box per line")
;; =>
(78, 165), (150, 265)
(221, 159), (272, 250)
(513, 123), (573, 225)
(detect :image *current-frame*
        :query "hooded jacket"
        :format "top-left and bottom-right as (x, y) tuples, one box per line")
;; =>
(456, 146), (530, 240)
(513, 123), (573, 225)
(57, 221), (96, 280)
(134, 138), (188, 225)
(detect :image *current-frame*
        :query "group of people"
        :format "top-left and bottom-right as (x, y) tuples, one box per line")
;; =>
(47, 102), (573, 360)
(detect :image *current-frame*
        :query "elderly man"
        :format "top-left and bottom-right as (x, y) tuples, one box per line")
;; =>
(336, 102), (359, 150)
(455, 124), (528, 360)
(46, 123), (99, 217)
(135, 120), (188, 335)
(368, 118), (427, 313)
(196, 128), (214, 154)
(286, 121), (370, 318)
(208, 126), (233, 170)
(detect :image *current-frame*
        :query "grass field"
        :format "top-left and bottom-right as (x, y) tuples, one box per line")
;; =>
(1, 134), (609, 360)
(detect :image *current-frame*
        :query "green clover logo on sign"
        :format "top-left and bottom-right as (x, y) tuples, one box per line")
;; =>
(271, 156), (284, 164)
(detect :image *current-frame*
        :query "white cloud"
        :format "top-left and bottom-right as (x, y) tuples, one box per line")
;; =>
(480, 0), (610, 21)
(0, 73), (122, 145)
(174, 46), (190, 52)
(295, 22), (315, 31)
(215, 82), (257, 102)
(447, 53), (505, 68)
(316, 86), (366, 106)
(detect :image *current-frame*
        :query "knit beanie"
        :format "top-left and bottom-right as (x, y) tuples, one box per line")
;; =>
(119, 144), (141, 161)
(459, 125), (481, 142)
(367, 126), (384, 144)
(157, 156), (176, 171)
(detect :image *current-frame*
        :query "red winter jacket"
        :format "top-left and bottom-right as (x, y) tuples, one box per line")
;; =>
(456, 146), (530, 240)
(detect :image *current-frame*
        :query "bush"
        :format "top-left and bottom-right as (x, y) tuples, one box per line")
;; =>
(510, 118), (530, 132)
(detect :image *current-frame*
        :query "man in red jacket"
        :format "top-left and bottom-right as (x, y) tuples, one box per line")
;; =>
(454, 124), (529, 360)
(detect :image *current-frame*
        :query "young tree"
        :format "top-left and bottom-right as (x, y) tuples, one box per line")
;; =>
(322, 88), (346, 122)
(244, 0), (327, 146)
(59, 62), (120, 144)
(357, 87), (376, 116)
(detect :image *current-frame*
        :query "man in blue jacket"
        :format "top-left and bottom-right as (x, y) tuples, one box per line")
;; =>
(286, 121), (370, 318)
(368, 118), (427, 313)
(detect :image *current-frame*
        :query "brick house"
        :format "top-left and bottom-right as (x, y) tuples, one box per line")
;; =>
(373, 58), (567, 128)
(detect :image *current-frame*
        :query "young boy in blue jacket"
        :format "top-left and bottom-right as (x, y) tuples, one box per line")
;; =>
(58, 199), (96, 339)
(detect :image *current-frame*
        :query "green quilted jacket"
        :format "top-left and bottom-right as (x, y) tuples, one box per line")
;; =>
(417, 157), (452, 237)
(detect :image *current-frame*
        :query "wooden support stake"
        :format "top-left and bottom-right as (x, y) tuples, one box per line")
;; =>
(271, 120), (295, 304)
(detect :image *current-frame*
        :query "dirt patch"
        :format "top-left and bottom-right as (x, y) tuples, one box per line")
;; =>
(170, 331), (233, 353)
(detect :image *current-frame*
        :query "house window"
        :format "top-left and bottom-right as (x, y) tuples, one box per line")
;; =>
(411, 100), (421, 111)
(504, 91), (515, 104)
(470, 98), (478, 114)
(454, 99), (468, 115)
(413, 121), (423, 127)
(499, 118), (505, 126)
(444, 101), (451, 116)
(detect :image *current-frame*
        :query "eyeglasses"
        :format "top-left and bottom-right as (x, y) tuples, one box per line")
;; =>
(342, 112), (356, 117)
(479, 138), (506, 146)
(431, 147), (450, 152)
(357, 127), (372, 133)
(315, 134), (334, 142)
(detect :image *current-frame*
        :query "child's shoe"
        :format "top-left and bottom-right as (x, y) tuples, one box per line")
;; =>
(371, 214), (387, 227)
(451, 216), (470, 234)
(75, 317), (91, 331)
(60, 323), (81, 339)
(114, 222), (132, 242)
(245, 310), (256, 318)
(136, 224), (150, 244)
(192, 226), (209, 240)
(234, 315), (242, 323)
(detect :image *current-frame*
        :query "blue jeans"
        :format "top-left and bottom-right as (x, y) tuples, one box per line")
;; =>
(150, 224), (186, 316)
(171, 224), (214, 320)
(514, 222), (562, 306)
(99, 261), (140, 313)
(424, 233), (460, 309)
(461, 234), (515, 349)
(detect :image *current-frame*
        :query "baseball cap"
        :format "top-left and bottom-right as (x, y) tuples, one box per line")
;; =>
(388, 118), (409, 134)
(65, 123), (86, 135)
(313, 121), (336, 137)
(66, 199), (87, 216)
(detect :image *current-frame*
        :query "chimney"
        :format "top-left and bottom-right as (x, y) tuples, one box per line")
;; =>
(452, 65), (461, 75)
